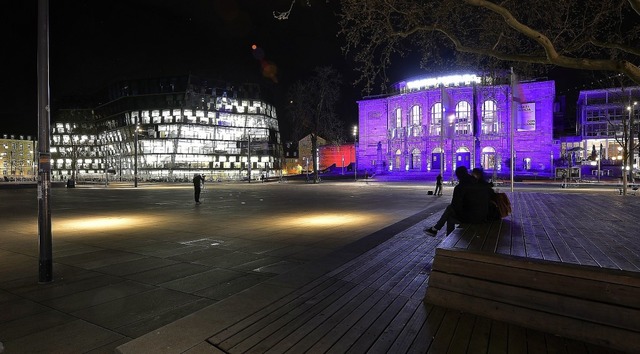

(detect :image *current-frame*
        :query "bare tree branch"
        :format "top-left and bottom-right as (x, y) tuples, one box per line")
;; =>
(339, 0), (640, 93)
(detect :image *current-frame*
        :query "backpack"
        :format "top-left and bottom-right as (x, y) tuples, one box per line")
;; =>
(490, 192), (512, 218)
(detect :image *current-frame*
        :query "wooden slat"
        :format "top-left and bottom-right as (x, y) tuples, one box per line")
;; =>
(430, 255), (640, 308)
(264, 284), (376, 353)
(346, 294), (410, 353)
(427, 272), (640, 332)
(306, 287), (387, 353)
(228, 280), (357, 353)
(366, 298), (423, 353)
(386, 301), (431, 353)
(487, 320), (508, 354)
(445, 312), (475, 354)
(506, 324), (527, 354)
(424, 287), (640, 353)
(465, 316), (491, 353)
(325, 292), (398, 353)
(406, 304), (445, 353)
(433, 248), (640, 290)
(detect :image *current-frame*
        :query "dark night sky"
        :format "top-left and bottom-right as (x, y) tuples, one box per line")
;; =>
(1, 1), (614, 140)
(2, 0), (362, 140)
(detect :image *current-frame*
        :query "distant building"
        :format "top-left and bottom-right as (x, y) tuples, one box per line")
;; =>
(282, 141), (300, 175)
(0, 134), (36, 180)
(576, 87), (640, 177)
(356, 73), (558, 179)
(297, 134), (327, 173)
(318, 144), (355, 172)
(51, 75), (282, 182)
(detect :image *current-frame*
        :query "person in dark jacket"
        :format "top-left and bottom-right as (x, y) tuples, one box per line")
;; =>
(424, 166), (490, 236)
(434, 173), (443, 196)
(472, 167), (501, 221)
(193, 173), (203, 204)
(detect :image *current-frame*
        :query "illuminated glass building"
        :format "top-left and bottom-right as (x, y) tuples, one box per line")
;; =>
(52, 76), (282, 182)
(576, 87), (640, 177)
(356, 74), (558, 179)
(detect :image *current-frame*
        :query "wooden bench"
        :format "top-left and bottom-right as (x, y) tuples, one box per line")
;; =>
(424, 246), (640, 353)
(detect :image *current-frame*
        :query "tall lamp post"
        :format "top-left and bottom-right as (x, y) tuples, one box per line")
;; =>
(353, 125), (358, 181)
(37, 0), (53, 283)
(628, 102), (637, 184)
(134, 123), (139, 187)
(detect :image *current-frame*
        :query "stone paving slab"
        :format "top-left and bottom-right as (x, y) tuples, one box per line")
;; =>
(0, 181), (437, 353)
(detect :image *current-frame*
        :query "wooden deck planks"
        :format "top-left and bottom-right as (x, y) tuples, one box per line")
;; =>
(385, 299), (431, 353)
(444, 312), (475, 354)
(274, 285), (377, 353)
(201, 192), (639, 354)
(466, 316), (492, 353)
(305, 288), (388, 353)
(365, 298), (424, 354)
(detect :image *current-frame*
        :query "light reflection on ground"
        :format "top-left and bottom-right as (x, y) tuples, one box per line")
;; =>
(278, 212), (377, 228)
(53, 215), (160, 231)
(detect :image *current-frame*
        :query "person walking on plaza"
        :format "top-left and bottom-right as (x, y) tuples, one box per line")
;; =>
(424, 166), (490, 236)
(193, 173), (203, 204)
(434, 173), (443, 196)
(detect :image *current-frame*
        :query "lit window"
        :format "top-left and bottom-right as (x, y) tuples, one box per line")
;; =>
(455, 101), (471, 135)
(481, 100), (498, 134)
(410, 105), (422, 136)
(431, 103), (442, 136)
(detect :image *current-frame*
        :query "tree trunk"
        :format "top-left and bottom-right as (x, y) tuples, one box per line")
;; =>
(311, 134), (319, 183)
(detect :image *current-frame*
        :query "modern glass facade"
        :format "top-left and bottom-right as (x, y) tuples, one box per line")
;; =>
(356, 74), (558, 179)
(577, 87), (640, 177)
(51, 76), (282, 182)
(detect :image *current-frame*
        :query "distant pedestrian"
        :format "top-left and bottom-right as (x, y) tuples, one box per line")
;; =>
(561, 170), (567, 188)
(193, 173), (203, 204)
(434, 173), (443, 196)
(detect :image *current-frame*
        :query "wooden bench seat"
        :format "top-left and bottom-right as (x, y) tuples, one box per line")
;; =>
(424, 247), (640, 352)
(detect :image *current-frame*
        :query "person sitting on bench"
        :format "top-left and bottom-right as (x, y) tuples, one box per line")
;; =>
(424, 166), (490, 236)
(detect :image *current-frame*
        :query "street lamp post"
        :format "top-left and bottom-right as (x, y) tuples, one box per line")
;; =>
(37, 0), (53, 283)
(134, 124), (138, 188)
(353, 125), (358, 181)
(305, 157), (309, 181)
(247, 135), (251, 183)
(629, 102), (637, 184)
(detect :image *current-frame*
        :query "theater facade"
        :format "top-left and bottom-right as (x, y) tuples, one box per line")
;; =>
(356, 74), (558, 180)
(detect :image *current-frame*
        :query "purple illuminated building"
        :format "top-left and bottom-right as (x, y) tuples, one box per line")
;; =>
(356, 74), (558, 180)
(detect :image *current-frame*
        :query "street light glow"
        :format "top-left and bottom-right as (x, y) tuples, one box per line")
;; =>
(54, 215), (162, 232)
(278, 212), (376, 228)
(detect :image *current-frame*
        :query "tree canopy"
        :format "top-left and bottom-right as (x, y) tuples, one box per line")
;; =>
(338, 0), (640, 93)
(287, 66), (344, 182)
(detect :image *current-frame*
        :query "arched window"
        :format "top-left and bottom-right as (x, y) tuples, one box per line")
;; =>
(482, 100), (499, 134)
(430, 103), (442, 136)
(395, 108), (402, 128)
(390, 108), (402, 139)
(481, 146), (497, 171)
(411, 148), (421, 170)
(410, 105), (422, 136)
(455, 101), (472, 135)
